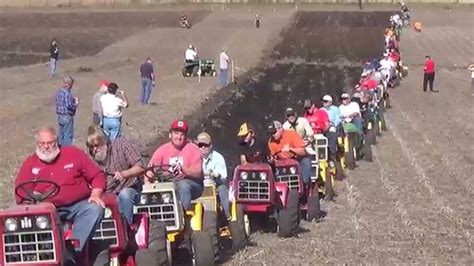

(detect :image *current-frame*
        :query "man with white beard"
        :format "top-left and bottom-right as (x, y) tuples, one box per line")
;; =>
(86, 125), (145, 225)
(14, 126), (106, 265)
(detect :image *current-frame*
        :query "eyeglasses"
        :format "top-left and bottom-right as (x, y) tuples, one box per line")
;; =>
(197, 143), (210, 148)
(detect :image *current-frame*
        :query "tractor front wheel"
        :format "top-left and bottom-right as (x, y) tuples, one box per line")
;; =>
(277, 190), (299, 238)
(191, 231), (216, 266)
(228, 204), (248, 251)
(136, 221), (171, 266)
(203, 211), (219, 259)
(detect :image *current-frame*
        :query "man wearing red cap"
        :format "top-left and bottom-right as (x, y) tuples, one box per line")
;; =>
(92, 80), (110, 126)
(146, 120), (203, 210)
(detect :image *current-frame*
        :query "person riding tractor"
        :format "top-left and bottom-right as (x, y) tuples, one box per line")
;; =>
(321, 95), (341, 161)
(282, 107), (315, 150)
(146, 119), (204, 212)
(185, 45), (199, 65)
(303, 99), (330, 135)
(14, 126), (106, 265)
(339, 93), (363, 136)
(237, 122), (269, 165)
(180, 14), (191, 28)
(267, 120), (312, 186)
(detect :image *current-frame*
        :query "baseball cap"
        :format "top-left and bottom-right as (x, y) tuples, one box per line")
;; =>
(322, 95), (333, 102)
(285, 107), (296, 116)
(341, 93), (350, 99)
(267, 120), (282, 135)
(196, 132), (211, 145)
(237, 122), (253, 137)
(99, 80), (110, 87)
(303, 99), (312, 109)
(171, 119), (188, 133)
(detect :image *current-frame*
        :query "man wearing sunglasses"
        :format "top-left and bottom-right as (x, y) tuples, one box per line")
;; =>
(86, 125), (145, 225)
(147, 120), (203, 211)
(196, 132), (231, 220)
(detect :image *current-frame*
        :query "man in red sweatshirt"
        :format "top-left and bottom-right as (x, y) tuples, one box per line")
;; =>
(15, 126), (106, 263)
(423, 55), (436, 92)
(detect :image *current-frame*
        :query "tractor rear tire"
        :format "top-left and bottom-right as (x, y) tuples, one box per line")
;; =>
(363, 141), (373, 162)
(367, 125), (377, 145)
(324, 166), (335, 201)
(344, 136), (356, 170)
(192, 66), (199, 76)
(91, 250), (109, 266)
(182, 67), (189, 77)
(277, 190), (299, 238)
(191, 231), (216, 266)
(374, 119), (382, 137)
(136, 221), (171, 266)
(203, 211), (219, 259)
(228, 205), (247, 251)
(335, 161), (345, 180)
(307, 189), (322, 222)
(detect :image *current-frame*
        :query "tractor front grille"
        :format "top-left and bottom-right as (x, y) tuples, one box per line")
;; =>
(276, 174), (301, 191)
(3, 231), (55, 263)
(92, 219), (118, 246)
(237, 180), (270, 201)
(136, 204), (177, 228)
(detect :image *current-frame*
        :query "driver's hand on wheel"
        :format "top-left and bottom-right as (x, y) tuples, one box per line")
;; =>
(282, 145), (290, 153)
(144, 170), (154, 184)
(88, 195), (105, 208)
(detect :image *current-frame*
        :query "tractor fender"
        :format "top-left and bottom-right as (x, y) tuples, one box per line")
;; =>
(133, 213), (150, 249)
(275, 182), (290, 208)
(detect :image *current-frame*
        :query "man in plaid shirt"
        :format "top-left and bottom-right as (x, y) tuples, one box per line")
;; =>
(55, 76), (78, 146)
(86, 125), (146, 225)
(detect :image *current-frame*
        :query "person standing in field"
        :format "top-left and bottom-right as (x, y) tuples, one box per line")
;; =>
(100, 82), (129, 140)
(139, 57), (156, 105)
(219, 49), (230, 87)
(423, 55), (436, 92)
(49, 39), (59, 78)
(468, 64), (474, 91)
(55, 76), (78, 146)
(92, 80), (110, 127)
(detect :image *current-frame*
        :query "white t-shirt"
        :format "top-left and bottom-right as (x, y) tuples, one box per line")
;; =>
(100, 93), (127, 118)
(339, 102), (360, 122)
(379, 58), (393, 70)
(185, 49), (197, 61)
(219, 52), (229, 69)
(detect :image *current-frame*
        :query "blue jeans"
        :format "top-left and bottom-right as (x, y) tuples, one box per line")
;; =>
(58, 114), (74, 146)
(140, 77), (152, 104)
(176, 179), (203, 211)
(299, 157), (312, 184)
(118, 186), (141, 225)
(57, 200), (104, 252)
(215, 179), (230, 218)
(102, 117), (121, 140)
(50, 58), (57, 77)
(219, 68), (228, 86)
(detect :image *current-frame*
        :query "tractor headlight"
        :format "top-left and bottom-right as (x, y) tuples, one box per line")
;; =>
(161, 193), (172, 204)
(36, 216), (50, 229)
(104, 208), (113, 219)
(5, 218), (18, 232)
(240, 171), (248, 180)
(259, 172), (267, 180)
(140, 194), (148, 205)
(289, 167), (297, 174)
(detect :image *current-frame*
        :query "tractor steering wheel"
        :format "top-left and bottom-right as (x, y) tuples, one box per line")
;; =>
(15, 179), (60, 204)
(145, 164), (179, 182)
